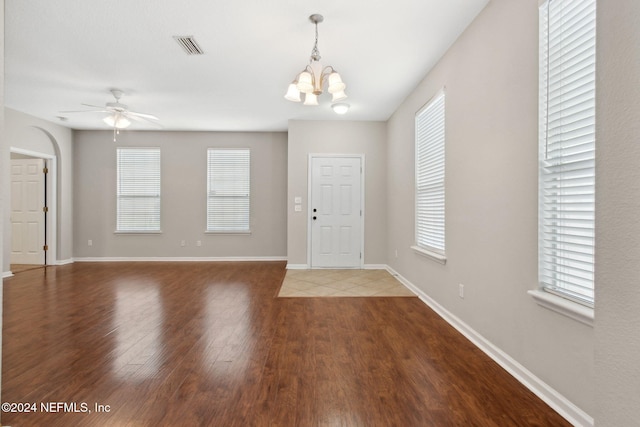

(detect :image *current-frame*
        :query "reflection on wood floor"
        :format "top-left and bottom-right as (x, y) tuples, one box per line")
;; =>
(9, 264), (45, 274)
(2, 262), (570, 426)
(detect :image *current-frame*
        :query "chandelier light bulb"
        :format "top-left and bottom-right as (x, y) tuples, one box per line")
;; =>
(303, 93), (319, 106)
(284, 83), (301, 102)
(296, 71), (314, 94)
(328, 72), (346, 93)
(331, 90), (347, 102)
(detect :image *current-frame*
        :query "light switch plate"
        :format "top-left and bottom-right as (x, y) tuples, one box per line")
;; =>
(294, 196), (302, 204)
(294, 205), (302, 212)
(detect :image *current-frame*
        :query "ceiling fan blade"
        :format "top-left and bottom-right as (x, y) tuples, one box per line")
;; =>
(81, 103), (108, 109)
(59, 109), (109, 114)
(127, 111), (159, 120)
(127, 114), (163, 127)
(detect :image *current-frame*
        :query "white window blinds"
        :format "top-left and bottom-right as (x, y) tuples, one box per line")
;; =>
(415, 91), (446, 254)
(116, 148), (161, 232)
(539, 0), (596, 306)
(207, 149), (250, 232)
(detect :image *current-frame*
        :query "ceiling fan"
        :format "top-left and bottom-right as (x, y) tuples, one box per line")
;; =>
(61, 89), (160, 140)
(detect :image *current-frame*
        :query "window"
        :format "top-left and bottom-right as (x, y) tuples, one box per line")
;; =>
(116, 148), (161, 232)
(207, 149), (250, 232)
(539, 0), (596, 306)
(414, 90), (446, 260)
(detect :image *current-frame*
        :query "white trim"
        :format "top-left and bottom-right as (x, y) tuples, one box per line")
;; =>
(10, 147), (58, 266)
(2, 271), (15, 279)
(55, 258), (75, 266)
(204, 231), (252, 235)
(74, 256), (287, 263)
(411, 245), (447, 265)
(286, 263), (309, 270)
(114, 231), (163, 235)
(286, 264), (309, 270)
(385, 265), (594, 427)
(307, 154), (365, 269)
(363, 264), (387, 270)
(527, 290), (594, 327)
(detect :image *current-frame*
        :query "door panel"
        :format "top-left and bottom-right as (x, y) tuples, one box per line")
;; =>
(10, 158), (45, 265)
(311, 156), (362, 268)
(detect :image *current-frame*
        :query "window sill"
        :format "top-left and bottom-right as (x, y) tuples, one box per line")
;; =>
(527, 289), (594, 327)
(114, 230), (162, 235)
(205, 230), (252, 235)
(411, 245), (447, 265)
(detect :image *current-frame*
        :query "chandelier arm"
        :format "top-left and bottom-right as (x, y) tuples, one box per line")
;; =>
(321, 66), (336, 79)
(304, 64), (319, 88)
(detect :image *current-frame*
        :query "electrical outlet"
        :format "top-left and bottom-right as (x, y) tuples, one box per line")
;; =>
(180, 240), (186, 247)
(88, 240), (93, 246)
(459, 284), (464, 299)
(196, 240), (202, 247)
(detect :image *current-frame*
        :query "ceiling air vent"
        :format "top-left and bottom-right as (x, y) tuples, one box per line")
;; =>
(173, 36), (204, 55)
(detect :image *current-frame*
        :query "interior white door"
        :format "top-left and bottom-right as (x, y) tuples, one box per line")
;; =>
(310, 156), (362, 268)
(11, 158), (46, 265)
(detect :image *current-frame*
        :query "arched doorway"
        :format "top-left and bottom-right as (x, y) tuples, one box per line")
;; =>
(8, 126), (61, 271)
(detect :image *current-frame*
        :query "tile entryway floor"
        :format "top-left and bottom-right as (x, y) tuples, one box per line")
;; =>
(278, 269), (416, 297)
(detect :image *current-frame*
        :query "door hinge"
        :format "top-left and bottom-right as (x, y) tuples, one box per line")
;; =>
(43, 167), (49, 174)
(43, 206), (49, 213)
(43, 245), (49, 251)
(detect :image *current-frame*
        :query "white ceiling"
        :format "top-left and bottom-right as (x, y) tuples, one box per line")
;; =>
(5, 0), (489, 132)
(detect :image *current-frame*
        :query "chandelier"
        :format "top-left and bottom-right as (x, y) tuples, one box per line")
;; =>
(284, 14), (348, 107)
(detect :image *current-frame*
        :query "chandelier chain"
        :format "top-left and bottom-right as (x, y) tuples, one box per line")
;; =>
(310, 21), (321, 62)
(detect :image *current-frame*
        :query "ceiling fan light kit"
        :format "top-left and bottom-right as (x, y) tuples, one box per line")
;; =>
(103, 114), (131, 129)
(60, 89), (159, 141)
(284, 14), (348, 109)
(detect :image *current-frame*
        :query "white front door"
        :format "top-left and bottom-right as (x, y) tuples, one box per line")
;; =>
(10, 158), (46, 265)
(310, 156), (363, 268)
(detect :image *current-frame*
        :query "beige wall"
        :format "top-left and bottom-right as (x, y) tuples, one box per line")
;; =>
(287, 120), (387, 267)
(73, 130), (287, 259)
(386, 0), (594, 417)
(594, 0), (640, 425)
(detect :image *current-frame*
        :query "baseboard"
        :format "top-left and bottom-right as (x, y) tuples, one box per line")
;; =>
(2, 271), (15, 279)
(74, 256), (287, 263)
(286, 263), (309, 270)
(286, 264), (386, 270)
(55, 258), (74, 266)
(363, 264), (387, 270)
(385, 265), (593, 427)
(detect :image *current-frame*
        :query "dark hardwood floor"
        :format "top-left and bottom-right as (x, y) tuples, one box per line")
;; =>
(2, 262), (571, 426)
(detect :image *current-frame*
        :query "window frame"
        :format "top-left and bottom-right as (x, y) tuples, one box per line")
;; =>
(206, 148), (251, 234)
(412, 89), (446, 264)
(537, 0), (596, 309)
(115, 147), (162, 233)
